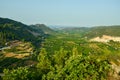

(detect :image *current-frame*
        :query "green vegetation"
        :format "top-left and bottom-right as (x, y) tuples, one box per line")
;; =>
(2, 27), (120, 79)
(0, 18), (53, 48)
(0, 18), (120, 79)
(2, 48), (112, 80)
(30, 24), (54, 35)
(0, 18), (35, 46)
(85, 26), (120, 38)
(3, 67), (37, 80)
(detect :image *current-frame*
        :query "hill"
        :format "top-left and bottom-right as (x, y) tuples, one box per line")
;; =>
(0, 18), (53, 47)
(30, 24), (54, 35)
(61, 27), (89, 34)
(0, 17), (54, 73)
(57, 26), (120, 39)
(85, 26), (120, 38)
(0, 18), (36, 47)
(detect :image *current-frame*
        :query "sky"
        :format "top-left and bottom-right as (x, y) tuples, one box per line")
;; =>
(0, 0), (120, 27)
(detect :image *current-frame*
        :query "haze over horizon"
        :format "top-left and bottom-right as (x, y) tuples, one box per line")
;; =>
(0, 0), (120, 27)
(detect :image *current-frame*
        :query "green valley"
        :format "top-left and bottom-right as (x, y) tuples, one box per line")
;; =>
(0, 18), (120, 80)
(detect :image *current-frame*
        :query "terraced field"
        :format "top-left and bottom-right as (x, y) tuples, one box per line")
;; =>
(0, 41), (35, 72)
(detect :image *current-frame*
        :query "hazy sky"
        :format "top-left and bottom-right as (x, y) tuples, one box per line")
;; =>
(0, 0), (120, 27)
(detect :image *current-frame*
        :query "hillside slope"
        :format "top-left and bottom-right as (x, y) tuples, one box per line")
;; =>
(0, 18), (54, 73)
(30, 24), (54, 35)
(85, 26), (120, 38)
(0, 18), (53, 47)
(0, 18), (37, 46)
(58, 26), (120, 39)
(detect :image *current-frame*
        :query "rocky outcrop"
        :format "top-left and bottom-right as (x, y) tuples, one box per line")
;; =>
(90, 35), (120, 42)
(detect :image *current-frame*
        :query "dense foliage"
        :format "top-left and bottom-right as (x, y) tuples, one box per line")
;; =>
(2, 48), (112, 80)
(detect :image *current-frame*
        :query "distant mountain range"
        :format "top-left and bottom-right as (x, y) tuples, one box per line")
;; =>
(58, 25), (120, 38)
(49, 25), (86, 30)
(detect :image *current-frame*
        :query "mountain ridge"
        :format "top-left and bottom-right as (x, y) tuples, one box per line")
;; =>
(0, 17), (54, 47)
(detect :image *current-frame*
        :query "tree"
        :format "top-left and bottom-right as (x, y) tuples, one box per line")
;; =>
(37, 48), (51, 75)
(2, 67), (35, 80)
(53, 47), (69, 68)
